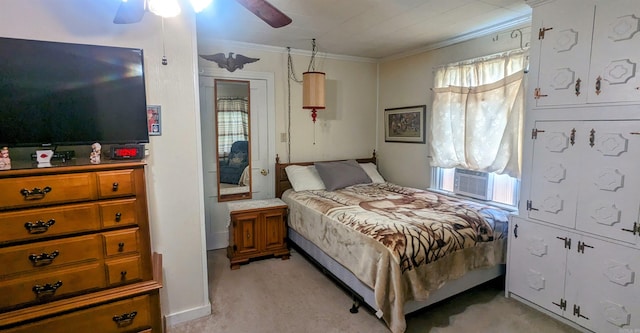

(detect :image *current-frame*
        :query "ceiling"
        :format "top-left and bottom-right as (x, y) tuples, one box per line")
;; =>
(196, 0), (532, 59)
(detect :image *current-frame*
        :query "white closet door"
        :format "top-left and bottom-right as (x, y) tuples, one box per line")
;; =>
(588, 1), (640, 104)
(508, 217), (569, 316)
(528, 121), (579, 228)
(575, 121), (640, 244)
(535, 3), (594, 107)
(566, 235), (640, 333)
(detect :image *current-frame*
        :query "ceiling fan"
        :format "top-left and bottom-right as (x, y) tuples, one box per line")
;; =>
(113, 0), (292, 28)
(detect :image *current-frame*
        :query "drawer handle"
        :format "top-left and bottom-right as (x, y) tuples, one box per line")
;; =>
(20, 186), (52, 200)
(112, 182), (119, 191)
(120, 270), (128, 280)
(115, 212), (122, 222)
(118, 242), (125, 252)
(32, 280), (63, 300)
(113, 311), (137, 327)
(28, 250), (60, 267)
(24, 219), (56, 234)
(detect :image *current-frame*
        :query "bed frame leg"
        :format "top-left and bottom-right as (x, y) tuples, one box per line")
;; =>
(349, 297), (360, 314)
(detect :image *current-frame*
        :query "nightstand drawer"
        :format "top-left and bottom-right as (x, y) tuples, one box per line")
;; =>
(0, 235), (102, 278)
(0, 262), (105, 309)
(106, 256), (142, 286)
(96, 169), (136, 199)
(103, 228), (139, 257)
(0, 203), (100, 244)
(3, 295), (153, 333)
(100, 199), (138, 228)
(0, 173), (97, 210)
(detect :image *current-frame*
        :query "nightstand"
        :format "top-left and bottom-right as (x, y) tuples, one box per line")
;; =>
(226, 198), (290, 269)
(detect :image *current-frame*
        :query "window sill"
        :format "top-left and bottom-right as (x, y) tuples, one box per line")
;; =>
(427, 188), (519, 213)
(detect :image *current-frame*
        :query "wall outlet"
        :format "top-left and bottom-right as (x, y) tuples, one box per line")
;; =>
(280, 133), (287, 142)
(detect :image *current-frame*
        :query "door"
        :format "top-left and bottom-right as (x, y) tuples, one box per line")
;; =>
(200, 70), (276, 250)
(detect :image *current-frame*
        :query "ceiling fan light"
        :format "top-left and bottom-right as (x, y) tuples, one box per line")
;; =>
(190, 0), (213, 13)
(148, 0), (181, 18)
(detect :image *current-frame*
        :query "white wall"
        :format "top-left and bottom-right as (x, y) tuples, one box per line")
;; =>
(197, 40), (379, 163)
(0, 0), (210, 326)
(377, 27), (531, 188)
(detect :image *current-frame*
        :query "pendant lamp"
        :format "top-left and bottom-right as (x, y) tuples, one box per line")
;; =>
(302, 71), (325, 123)
(302, 39), (325, 123)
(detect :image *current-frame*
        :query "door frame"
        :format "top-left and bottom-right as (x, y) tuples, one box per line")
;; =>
(199, 68), (276, 249)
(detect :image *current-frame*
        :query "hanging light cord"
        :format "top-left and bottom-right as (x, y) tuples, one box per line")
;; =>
(286, 47), (298, 162)
(307, 38), (318, 72)
(161, 18), (168, 65)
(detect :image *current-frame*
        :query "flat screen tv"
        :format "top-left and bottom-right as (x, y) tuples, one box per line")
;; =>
(0, 37), (149, 147)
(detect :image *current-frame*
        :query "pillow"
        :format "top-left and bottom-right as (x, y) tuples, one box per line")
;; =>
(359, 162), (386, 183)
(228, 152), (246, 166)
(285, 165), (326, 191)
(314, 160), (372, 191)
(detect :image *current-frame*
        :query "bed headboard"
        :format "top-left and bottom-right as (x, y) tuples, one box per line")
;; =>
(274, 151), (377, 198)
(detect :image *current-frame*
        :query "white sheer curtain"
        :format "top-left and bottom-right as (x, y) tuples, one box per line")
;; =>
(430, 50), (526, 178)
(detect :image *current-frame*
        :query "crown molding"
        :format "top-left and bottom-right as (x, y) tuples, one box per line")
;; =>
(381, 14), (532, 62)
(197, 38), (378, 64)
(524, 0), (556, 8)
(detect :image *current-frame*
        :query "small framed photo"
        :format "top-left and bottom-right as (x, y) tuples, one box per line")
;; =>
(147, 105), (161, 136)
(384, 105), (426, 143)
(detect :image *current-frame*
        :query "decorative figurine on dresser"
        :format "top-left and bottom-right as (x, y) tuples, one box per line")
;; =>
(0, 161), (163, 332)
(0, 146), (10, 170)
(90, 142), (102, 164)
(227, 198), (290, 269)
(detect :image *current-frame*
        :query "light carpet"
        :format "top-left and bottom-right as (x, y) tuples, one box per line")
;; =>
(168, 249), (580, 333)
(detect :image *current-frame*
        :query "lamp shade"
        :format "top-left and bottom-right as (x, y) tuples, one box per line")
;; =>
(302, 72), (326, 110)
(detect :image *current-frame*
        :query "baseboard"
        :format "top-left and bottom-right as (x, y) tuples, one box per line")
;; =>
(206, 231), (229, 250)
(164, 302), (212, 327)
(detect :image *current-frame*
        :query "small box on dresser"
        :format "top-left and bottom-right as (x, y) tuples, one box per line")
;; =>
(227, 198), (290, 270)
(0, 161), (162, 333)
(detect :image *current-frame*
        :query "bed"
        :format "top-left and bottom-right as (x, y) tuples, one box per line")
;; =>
(275, 153), (510, 333)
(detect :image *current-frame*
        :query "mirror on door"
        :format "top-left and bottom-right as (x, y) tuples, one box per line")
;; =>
(215, 79), (252, 202)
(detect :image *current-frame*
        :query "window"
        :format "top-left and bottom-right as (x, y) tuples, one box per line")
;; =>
(432, 167), (519, 207)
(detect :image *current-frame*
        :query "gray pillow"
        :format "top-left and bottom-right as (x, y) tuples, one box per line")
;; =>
(314, 160), (372, 191)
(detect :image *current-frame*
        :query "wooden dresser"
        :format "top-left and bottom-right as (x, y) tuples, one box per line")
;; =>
(227, 198), (289, 270)
(0, 161), (162, 333)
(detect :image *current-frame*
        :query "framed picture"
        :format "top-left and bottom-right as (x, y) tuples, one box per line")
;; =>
(384, 105), (426, 143)
(147, 105), (162, 136)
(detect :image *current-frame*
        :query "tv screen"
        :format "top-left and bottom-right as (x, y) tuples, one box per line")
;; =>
(0, 37), (149, 147)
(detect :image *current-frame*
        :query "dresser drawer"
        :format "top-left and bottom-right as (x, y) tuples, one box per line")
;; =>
(0, 173), (97, 210)
(0, 262), (105, 309)
(100, 199), (138, 228)
(97, 169), (136, 199)
(0, 235), (102, 278)
(103, 228), (139, 257)
(3, 294), (153, 333)
(106, 256), (142, 286)
(0, 203), (100, 244)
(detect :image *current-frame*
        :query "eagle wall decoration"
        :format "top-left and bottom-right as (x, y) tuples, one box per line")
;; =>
(200, 53), (260, 72)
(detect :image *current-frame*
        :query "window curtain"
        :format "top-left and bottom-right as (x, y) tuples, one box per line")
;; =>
(217, 97), (249, 155)
(430, 50), (526, 178)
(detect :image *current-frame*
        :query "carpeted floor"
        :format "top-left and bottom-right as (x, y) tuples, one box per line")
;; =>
(168, 249), (580, 333)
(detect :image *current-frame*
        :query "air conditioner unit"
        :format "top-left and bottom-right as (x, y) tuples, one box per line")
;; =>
(453, 169), (493, 200)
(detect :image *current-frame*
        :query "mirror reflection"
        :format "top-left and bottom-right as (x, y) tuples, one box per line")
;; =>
(216, 79), (251, 201)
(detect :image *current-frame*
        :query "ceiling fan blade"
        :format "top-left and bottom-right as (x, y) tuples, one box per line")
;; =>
(234, 0), (292, 28)
(113, 0), (146, 24)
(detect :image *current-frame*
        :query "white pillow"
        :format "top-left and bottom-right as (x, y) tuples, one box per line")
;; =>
(285, 165), (326, 191)
(359, 163), (386, 183)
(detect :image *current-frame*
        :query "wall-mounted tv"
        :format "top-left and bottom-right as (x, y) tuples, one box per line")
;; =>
(0, 37), (149, 147)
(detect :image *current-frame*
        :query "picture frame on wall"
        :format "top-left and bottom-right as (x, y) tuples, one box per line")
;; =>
(384, 105), (426, 143)
(147, 105), (162, 136)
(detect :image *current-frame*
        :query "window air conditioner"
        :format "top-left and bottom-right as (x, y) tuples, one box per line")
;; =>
(453, 169), (493, 200)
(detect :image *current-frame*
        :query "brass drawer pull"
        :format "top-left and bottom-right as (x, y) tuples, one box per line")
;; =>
(32, 280), (63, 300)
(24, 219), (56, 234)
(113, 311), (137, 327)
(28, 250), (60, 267)
(20, 186), (52, 200)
